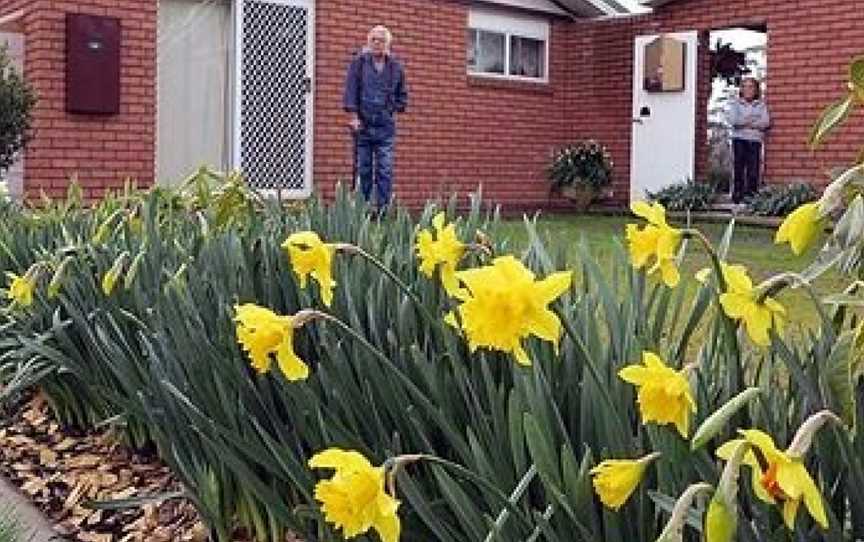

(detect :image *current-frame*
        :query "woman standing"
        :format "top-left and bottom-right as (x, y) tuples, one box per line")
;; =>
(727, 77), (770, 204)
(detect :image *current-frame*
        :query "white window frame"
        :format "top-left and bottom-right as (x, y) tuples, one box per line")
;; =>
(467, 7), (550, 83)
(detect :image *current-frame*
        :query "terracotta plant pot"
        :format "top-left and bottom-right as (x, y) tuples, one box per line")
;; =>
(560, 184), (596, 211)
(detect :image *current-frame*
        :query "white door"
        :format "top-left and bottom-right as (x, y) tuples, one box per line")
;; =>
(234, 0), (314, 199)
(630, 31), (698, 203)
(156, 0), (232, 185)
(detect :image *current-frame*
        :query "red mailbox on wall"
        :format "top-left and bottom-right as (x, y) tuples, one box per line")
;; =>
(66, 14), (121, 115)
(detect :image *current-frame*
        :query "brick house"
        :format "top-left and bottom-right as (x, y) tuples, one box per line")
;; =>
(0, 0), (861, 209)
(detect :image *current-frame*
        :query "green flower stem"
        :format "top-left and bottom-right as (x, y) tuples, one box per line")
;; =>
(553, 306), (632, 448)
(311, 311), (472, 460)
(484, 464), (537, 542)
(525, 504), (555, 542)
(681, 228), (745, 418)
(384, 453), (536, 532)
(682, 228), (727, 292)
(336, 244), (440, 327)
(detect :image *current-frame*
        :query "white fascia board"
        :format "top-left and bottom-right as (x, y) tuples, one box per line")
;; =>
(473, 0), (569, 16)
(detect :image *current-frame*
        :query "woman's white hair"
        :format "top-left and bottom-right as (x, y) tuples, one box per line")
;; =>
(367, 25), (393, 47)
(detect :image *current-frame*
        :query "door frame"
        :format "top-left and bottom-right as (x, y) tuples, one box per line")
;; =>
(232, 0), (315, 199)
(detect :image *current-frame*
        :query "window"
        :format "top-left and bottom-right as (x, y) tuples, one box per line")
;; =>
(467, 8), (549, 81)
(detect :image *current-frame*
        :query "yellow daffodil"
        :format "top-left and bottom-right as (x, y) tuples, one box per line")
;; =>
(590, 453), (660, 510)
(416, 212), (466, 295)
(6, 272), (36, 307)
(309, 448), (400, 542)
(234, 303), (309, 381)
(282, 231), (336, 307)
(625, 201), (682, 288)
(775, 202), (822, 256)
(445, 255), (572, 366)
(715, 263), (785, 347)
(716, 429), (827, 530)
(618, 351), (696, 438)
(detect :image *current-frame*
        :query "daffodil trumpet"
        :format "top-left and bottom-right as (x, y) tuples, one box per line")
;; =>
(716, 410), (842, 531)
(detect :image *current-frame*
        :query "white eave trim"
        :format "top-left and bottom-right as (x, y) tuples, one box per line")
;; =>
(638, 0), (681, 6)
(581, 0), (620, 15)
(474, 0), (569, 16)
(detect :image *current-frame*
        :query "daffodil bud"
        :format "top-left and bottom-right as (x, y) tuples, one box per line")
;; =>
(691, 388), (760, 451)
(92, 209), (124, 245)
(787, 410), (842, 459)
(47, 256), (75, 298)
(655, 483), (713, 542)
(818, 164), (864, 218)
(123, 249), (147, 290)
(102, 252), (130, 296)
(706, 440), (749, 542)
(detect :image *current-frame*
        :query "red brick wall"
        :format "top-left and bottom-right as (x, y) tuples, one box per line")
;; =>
(4, 0), (862, 208)
(314, 0), (574, 210)
(573, 0), (864, 204)
(0, 0), (156, 200)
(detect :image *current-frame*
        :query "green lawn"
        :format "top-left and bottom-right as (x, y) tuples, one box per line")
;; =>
(498, 214), (846, 332)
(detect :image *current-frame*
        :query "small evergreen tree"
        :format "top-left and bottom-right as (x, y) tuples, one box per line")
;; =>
(0, 44), (36, 176)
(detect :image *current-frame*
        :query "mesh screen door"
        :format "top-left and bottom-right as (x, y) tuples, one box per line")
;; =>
(234, 0), (313, 197)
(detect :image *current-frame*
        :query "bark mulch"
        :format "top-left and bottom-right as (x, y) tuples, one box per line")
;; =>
(0, 393), (207, 542)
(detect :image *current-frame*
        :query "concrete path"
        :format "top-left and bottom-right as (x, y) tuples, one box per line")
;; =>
(0, 477), (64, 542)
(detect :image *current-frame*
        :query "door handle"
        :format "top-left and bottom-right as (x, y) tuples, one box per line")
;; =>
(632, 118), (643, 124)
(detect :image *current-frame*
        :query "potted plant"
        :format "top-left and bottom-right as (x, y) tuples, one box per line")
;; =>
(547, 140), (613, 210)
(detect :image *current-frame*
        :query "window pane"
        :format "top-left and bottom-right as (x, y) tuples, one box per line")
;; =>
(509, 36), (545, 78)
(470, 30), (505, 74)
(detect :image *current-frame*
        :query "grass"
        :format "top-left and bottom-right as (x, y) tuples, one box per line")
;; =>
(498, 213), (847, 332)
(0, 507), (24, 542)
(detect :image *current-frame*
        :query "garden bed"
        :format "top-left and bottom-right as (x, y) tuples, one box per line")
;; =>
(0, 394), (205, 542)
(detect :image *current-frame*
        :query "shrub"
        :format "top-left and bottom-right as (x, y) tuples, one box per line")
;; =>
(747, 182), (819, 216)
(0, 45), (35, 176)
(546, 140), (613, 193)
(646, 179), (715, 211)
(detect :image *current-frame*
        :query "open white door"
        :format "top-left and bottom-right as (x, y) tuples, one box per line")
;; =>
(630, 31), (698, 203)
(1, 30), (25, 200)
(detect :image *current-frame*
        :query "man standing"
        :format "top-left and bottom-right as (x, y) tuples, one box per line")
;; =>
(343, 25), (408, 213)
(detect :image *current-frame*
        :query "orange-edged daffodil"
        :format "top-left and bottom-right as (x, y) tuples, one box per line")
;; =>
(716, 429), (827, 530)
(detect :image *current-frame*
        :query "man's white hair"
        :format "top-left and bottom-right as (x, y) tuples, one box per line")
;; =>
(368, 25), (393, 47)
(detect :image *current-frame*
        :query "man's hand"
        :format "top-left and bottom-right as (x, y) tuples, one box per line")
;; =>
(349, 115), (361, 132)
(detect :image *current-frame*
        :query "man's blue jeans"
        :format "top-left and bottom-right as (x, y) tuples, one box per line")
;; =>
(356, 126), (395, 209)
